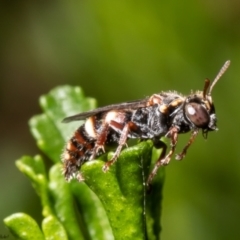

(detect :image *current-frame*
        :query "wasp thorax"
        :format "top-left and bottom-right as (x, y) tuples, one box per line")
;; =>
(185, 102), (210, 128)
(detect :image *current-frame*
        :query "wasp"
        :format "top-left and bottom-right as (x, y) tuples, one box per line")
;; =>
(62, 60), (230, 186)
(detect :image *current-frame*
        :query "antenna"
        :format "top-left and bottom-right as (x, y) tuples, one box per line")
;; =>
(202, 78), (210, 99)
(208, 60), (231, 96)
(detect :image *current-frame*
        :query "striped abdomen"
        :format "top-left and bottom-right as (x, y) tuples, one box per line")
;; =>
(62, 124), (100, 181)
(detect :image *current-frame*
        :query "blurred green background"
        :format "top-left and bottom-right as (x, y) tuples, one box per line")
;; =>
(0, 1), (240, 239)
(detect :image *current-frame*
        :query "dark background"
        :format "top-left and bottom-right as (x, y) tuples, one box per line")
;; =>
(1, 1), (240, 239)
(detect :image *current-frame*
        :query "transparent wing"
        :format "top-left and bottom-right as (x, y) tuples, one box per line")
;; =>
(62, 98), (149, 123)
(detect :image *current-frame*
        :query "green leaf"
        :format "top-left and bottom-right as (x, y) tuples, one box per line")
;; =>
(4, 85), (164, 240)
(70, 181), (114, 240)
(15, 155), (53, 217)
(81, 140), (162, 240)
(4, 213), (44, 240)
(146, 150), (165, 240)
(42, 215), (68, 240)
(48, 164), (85, 240)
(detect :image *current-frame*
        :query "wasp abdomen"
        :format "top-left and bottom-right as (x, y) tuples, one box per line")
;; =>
(62, 125), (99, 181)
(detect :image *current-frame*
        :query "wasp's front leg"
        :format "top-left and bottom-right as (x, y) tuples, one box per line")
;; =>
(175, 129), (199, 160)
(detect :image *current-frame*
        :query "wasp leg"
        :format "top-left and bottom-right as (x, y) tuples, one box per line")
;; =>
(147, 126), (178, 186)
(176, 129), (199, 160)
(102, 121), (137, 172)
(90, 122), (110, 160)
(147, 140), (167, 185)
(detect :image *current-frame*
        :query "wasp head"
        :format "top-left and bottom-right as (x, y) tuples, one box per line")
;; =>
(184, 60), (230, 137)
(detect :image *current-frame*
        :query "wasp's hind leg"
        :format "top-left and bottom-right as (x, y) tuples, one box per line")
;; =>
(90, 122), (110, 160)
(102, 121), (138, 172)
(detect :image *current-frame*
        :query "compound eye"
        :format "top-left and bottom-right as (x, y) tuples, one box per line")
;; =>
(185, 103), (210, 128)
